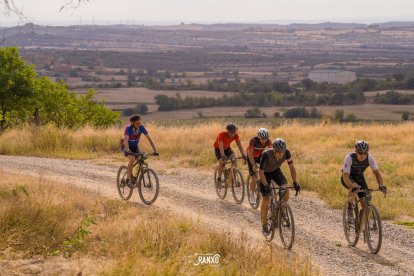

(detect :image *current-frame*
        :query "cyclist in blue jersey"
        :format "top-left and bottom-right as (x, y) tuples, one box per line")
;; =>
(122, 114), (158, 186)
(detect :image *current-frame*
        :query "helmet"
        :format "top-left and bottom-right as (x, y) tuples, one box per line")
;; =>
(272, 138), (286, 152)
(257, 128), (269, 139)
(226, 123), (237, 132)
(129, 114), (141, 122)
(355, 140), (369, 152)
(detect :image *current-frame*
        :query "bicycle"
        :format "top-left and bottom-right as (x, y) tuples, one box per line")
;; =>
(264, 180), (298, 249)
(246, 163), (261, 209)
(117, 152), (159, 205)
(342, 188), (385, 254)
(214, 156), (245, 204)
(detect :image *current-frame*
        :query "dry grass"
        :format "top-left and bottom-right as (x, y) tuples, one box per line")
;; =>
(0, 171), (313, 275)
(1, 122), (414, 219)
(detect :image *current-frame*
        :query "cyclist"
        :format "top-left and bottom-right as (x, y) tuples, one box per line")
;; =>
(259, 138), (300, 236)
(214, 123), (247, 183)
(122, 114), (158, 186)
(341, 140), (387, 219)
(247, 128), (272, 203)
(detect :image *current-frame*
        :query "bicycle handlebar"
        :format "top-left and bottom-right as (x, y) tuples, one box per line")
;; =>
(129, 152), (159, 158)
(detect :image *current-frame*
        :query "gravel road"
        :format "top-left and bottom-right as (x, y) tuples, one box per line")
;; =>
(0, 155), (413, 275)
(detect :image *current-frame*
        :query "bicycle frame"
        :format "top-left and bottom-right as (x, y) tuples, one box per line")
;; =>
(222, 156), (244, 186)
(353, 189), (381, 234)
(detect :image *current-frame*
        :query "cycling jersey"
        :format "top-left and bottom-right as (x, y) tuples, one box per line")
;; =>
(213, 131), (240, 150)
(247, 137), (272, 158)
(260, 148), (293, 173)
(342, 153), (378, 179)
(124, 124), (148, 150)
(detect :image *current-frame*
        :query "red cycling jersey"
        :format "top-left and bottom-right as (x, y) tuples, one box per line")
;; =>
(247, 137), (272, 158)
(213, 131), (240, 150)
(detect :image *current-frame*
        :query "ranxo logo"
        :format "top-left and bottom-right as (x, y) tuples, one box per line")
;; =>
(193, 253), (221, 265)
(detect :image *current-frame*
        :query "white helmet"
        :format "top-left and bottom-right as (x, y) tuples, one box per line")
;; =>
(258, 128), (269, 139)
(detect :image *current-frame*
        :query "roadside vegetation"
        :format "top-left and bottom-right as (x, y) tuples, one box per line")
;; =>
(0, 122), (413, 220)
(0, 171), (313, 275)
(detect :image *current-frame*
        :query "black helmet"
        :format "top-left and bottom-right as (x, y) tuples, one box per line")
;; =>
(129, 114), (141, 122)
(355, 140), (369, 152)
(272, 138), (286, 152)
(226, 123), (237, 132)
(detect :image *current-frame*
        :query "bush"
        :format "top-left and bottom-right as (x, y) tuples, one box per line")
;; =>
(283, 107), (309, 118)
(122, 104), (149, 116)
(402, 111), (410, 121)
(344, 113), (357, 122)
(244, 107), (262, 118)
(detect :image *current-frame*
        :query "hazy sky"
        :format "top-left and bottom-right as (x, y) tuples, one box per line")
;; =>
(1, 0), (414, 25)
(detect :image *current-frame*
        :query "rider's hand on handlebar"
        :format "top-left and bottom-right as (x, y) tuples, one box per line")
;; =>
(153, 151), (159, 156)
(242, 153), (247, 162)
(351, 185), (360, 193)
(293, 181), (301, 193)
(220, 156), (227, 161)
(379, 185), (387, 194)
(264, 184), (272, 194)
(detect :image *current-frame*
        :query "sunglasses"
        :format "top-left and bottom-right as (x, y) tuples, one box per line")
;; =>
(228, 131), (236, 134)
(356, 151), (368, 156)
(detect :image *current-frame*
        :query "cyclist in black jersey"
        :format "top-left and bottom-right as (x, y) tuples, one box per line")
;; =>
(341, 140), (387, 210)
(259, 138), (300, 236)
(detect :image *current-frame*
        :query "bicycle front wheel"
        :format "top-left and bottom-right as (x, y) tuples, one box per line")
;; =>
(214, 167), (227, 199)
(366, 205), (382, 254)
(342, 201), (359, 246)
(231, 169), (245, 204)
(138, 168), (159, 205)
(265, 203), (277, 242)
(117, 165), (134, 200)
(246, 175), (260, 209)
(278, 203), (295, 249)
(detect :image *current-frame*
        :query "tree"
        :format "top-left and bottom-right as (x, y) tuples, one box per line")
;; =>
(402, 111), (410, 121)
(344, 113), (357, 122)
(333, 109), (344, 122)
(0, 47), (36, 130)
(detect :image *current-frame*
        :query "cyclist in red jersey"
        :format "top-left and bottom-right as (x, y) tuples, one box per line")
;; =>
(213, 123), (246, 183)
(247, 128), (272, 203)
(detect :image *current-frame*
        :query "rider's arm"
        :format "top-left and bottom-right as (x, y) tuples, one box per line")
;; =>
(248, 146), (256, 169)
(288, 162), (297, 183)
(218, 140), (225, 158)
(124, 134), (130, 151)
(373, 170), (384, 187)
(236, 140), (245, 156)
(259, 153), (269, 185)
(259, 169), (268, 186)
(145, 134), (157, 153)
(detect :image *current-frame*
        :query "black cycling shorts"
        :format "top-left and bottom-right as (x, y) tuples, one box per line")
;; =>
(247, 157), (261, 176)
(341, 175), (367, 199)
(260, 168), (287, 197)
(214, 148), (234, 160)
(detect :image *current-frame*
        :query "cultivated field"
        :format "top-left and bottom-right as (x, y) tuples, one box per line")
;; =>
(139, 104), (414, 121)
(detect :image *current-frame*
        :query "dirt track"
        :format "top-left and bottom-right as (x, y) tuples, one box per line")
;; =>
(0, 155), (413, 275)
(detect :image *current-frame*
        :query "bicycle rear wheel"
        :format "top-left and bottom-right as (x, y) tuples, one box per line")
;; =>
(366, 205), (382, 254)
(138, 168), (159, 205)
(278, 203), (295, 249)
(342, 201), (359, 246)
(116, 165), (133, 200)
(246, 175), (260, 209)
(214, 167), (227, 199)
(231, 168), (245, 204)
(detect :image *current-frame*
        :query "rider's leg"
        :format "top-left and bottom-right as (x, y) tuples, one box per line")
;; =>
(275, 168), (289, 202)
(127, 155), (135, 181)
(261, 196), (270, 225)
(250, 174), (258, 192)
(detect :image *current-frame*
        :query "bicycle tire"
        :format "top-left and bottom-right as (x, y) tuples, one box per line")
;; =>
(278, 202), (295, 249)
(116, 165), (134, 200)
(246, 174), (260, 209)
(214, 167), (227, 199)
(366, 205), (382, 254)
(231, 168), (245, 204)
(342, 201), (359, 246)
(265, 203), (277, 242)
(137, 168), (159, 205)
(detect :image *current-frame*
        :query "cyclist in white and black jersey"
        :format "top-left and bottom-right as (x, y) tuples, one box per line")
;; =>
(341, 140), (387, 205)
